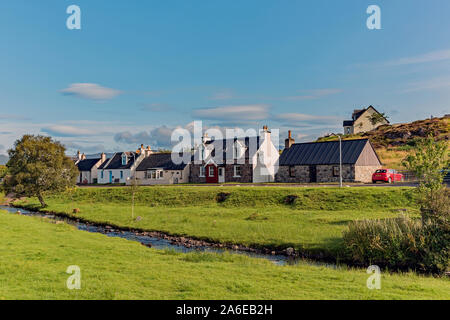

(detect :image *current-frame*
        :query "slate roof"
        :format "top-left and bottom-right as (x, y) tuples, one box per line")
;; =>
(204, 136), (261, 160)
(136, 153), (188, 171)
(343, 120), (354, 126)
(98, 159), (110, 169)
(279, 139), (370, 166)
(76, 158), (100, 171)
(103, 152), (138, 170)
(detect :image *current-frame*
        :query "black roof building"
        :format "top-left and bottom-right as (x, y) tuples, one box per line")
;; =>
(136, 153), (188, 171)
(76, 158), (101, 172)
(279, 139), (381, 166)
(103, 152), (138, 170)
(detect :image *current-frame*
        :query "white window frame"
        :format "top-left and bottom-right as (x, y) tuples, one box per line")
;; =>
(209, 166), (215, 177)
(199, 166), (205, 177)
(233, 165), (241, 177)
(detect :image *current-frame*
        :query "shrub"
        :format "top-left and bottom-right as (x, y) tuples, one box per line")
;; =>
(216, 192), (231, 203)
(343, 215), (449, 274)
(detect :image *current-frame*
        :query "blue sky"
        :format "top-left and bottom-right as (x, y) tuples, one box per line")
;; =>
(0, 0), (449, 155)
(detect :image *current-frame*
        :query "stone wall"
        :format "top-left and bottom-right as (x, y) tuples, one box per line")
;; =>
(189, 164), (207, 183)
(355, 165), (381, 183)
(316, 165), (355, 183)
(275, 165), (310, 183)
(223, 164), (253, 183)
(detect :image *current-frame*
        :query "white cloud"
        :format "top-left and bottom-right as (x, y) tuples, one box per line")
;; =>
(402, 76), (450, 93)
(275, 113), (340, 124)
(283, 88), (342, 101)
(385, 49), (450, 66)
(41, 125), (99, 137)
(209, 90), (234, 100)
(193, 105), (269, 121)
(61, 83), (122, 100)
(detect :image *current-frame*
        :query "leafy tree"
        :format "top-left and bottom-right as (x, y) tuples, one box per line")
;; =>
(367, 112), (388, 126)
(403, 135), (449, 225)
(0, 165), (7, 179)
(3, 135), (78, 207)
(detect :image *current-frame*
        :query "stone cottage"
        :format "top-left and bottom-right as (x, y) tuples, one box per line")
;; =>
(343, 106), (389, 135)
(134, 152), (190, 185)
(276, 137), (382, 183)
(190, 126), (279, 184)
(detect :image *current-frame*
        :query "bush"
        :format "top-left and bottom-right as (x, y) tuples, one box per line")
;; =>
(343, 216), (449, 274)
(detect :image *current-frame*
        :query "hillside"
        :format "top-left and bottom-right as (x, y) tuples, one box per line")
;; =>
(318, 116), (450, 169)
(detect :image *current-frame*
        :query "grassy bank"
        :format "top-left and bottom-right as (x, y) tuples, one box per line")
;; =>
(0, 210), (448, 300)
(14, 186), (418, 257)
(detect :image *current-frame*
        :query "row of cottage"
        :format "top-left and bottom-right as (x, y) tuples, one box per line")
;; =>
(75, 125), (383, 185)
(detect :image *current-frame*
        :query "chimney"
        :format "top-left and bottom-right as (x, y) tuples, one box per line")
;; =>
(145, 146), (152, 157)
(285, 130), (295, 149)
(81, 153), (86, 160)
(101, 152), (106, 163)
(202, 133), (211, 143)
(77, 150), (81, 160)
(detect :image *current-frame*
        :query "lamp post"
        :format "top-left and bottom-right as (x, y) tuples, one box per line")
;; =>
(330, 133), (343, 188)
(127, 152), (137, 219)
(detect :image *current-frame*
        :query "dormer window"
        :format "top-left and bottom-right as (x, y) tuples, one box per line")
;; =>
(121, 154), (128, 165)
(233, 141), (245, 160)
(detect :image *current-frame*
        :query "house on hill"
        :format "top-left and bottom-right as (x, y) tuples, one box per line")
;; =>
(134, 152), (190, 185)
(343, 106), (389, 135)
(276, 137), (382, 183)
(190, 126), (279, 183)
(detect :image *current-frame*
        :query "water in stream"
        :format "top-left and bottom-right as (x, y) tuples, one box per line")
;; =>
(1, 205), (300, 266)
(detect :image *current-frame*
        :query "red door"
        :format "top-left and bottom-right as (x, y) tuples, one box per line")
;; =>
(205, 164), (218, 183)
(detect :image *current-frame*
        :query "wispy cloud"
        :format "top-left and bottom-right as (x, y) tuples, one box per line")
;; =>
(209, 90), (234, 101)
(274, 113), (340, 124)
(41, 125), (100, 137)
(385, 49), (450, 66)
(283, 88), (342, 101)
(60, 83), (122, 100)
(192, 105), (269, 121)
(139, 103), (172, 112)
(402, 76), (450, 93)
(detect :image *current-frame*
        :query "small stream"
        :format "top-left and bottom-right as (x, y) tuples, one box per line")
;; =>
(1, 205), (317, 266)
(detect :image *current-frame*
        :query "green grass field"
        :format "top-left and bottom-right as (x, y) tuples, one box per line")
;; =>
(14, 186), (418, 257)
(0, 210), (448, 300)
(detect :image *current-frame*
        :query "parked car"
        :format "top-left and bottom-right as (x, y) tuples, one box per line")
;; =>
(372, 169), (404, 183)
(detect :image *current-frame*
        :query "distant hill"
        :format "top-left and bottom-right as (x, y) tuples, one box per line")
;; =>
(0, 155), (8, 165)
(317, 115), (450, 169)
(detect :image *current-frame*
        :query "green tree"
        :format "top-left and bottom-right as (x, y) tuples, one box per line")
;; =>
(367, 112), (388, 126)
(0, 165), (7, 179)
(3, 135), (78, 207)
(403, 136), (449, 225)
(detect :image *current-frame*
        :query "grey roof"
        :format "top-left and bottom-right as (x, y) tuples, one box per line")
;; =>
(76, 158), (100, 171)
(136, 153), (188, 171)
(204, 136), (261, 160)
(343, 120), (354, 126)
(103, 152), (138, 170)
(98, 159), (110, 169)
(279, 139), (370, 166)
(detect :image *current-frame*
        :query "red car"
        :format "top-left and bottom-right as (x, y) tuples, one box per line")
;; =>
(372, 169), (404, 183)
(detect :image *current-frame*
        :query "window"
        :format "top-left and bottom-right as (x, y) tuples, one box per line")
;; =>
(200, 146), (205, 161)
(101, 171), (104, 179)
(121, 154), (127, 165)
(160, 171), (163, 178)
(333, 166), (340, 177)
(200, 166), (205, 177)
(234, 165), (241, 177)
(209, 166), (215, 177)
(120, 171), (123, 179)
(289, 166), (295, 177)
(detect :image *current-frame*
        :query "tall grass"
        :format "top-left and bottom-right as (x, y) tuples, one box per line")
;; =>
(344, 216), (449, 274)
